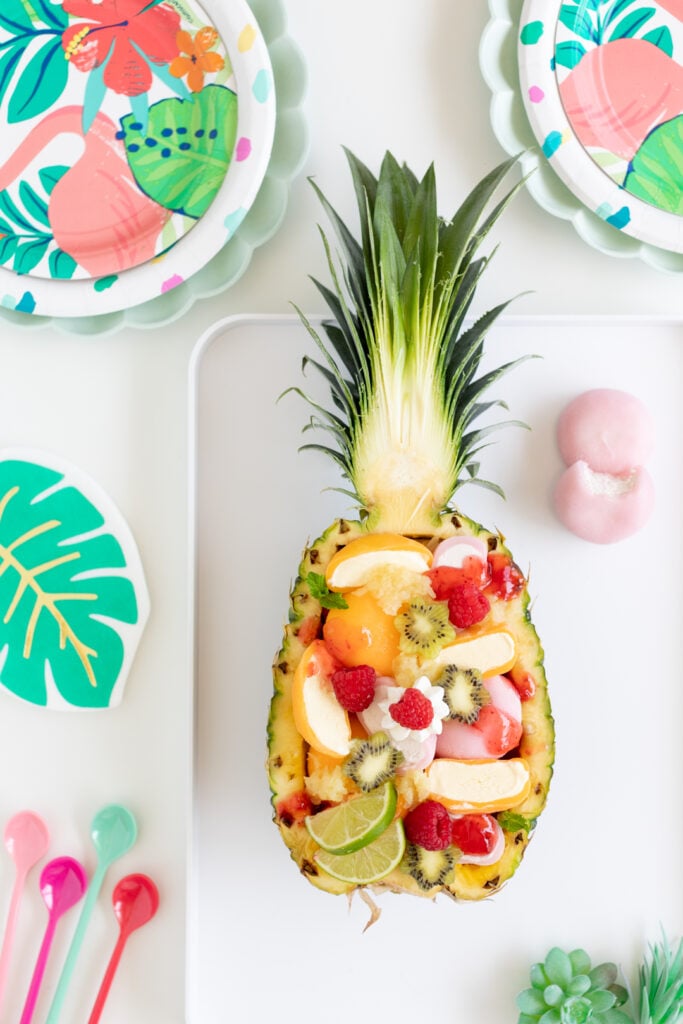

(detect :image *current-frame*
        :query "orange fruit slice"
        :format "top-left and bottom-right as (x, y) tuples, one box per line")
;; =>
(325, 533), (432, 591)
(292, 640), (351, 757)
(425, 757), (531, 813)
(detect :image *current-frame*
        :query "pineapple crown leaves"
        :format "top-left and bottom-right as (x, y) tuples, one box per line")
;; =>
(289, 148), (532, 530)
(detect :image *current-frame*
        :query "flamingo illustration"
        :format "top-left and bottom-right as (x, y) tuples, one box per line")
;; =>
(0, 106), (171, 276)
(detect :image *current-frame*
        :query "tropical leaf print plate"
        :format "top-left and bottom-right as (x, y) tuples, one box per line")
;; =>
(516, 0), (683, 253)
(0, 449), (149, 710)
(0, 0), (275, 316)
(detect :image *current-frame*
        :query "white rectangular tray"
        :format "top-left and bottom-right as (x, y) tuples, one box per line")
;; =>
(188, 314), (683, 1023)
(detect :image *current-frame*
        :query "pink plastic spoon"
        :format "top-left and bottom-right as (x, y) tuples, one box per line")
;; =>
(0, 811), (50, 1014)
(20, 857), (87, 1024)
(87, 874), (159, 1024)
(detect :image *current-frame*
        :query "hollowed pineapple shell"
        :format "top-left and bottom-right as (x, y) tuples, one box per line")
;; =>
(268, 515), (554, 902)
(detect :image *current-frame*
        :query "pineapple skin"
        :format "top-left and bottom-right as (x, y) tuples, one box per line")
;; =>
(268, 517), (554, 901)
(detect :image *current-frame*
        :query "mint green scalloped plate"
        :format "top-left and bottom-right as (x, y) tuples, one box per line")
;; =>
(0, 0), (308, 335)
(480, 0), (683, 272)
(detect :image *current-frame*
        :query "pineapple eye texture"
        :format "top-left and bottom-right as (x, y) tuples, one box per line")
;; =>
(268, 150), (554, 905)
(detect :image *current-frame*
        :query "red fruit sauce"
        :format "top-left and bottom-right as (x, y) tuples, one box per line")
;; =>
(427, 557), (490, 599)
(475, 705), (523, 758)
(509, 670), (536, 702)
(276, 792), (312, 827)
(485, 553), (525, 600)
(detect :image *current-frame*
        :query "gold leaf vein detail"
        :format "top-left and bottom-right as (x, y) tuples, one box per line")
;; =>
(0, 486), (99, 687)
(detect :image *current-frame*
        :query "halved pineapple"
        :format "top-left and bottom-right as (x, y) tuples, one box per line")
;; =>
(268, 152), (554, 903)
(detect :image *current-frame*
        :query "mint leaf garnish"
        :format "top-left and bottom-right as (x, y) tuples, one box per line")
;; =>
(306, 572), (349, 610)
(497, 812), (535, 834)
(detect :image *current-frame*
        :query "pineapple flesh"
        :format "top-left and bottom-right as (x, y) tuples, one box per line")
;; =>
(268, 152), (554, 902)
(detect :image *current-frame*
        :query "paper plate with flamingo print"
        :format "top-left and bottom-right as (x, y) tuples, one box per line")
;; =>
(0, 0), (276, 317)
(517, 0), (683, 253)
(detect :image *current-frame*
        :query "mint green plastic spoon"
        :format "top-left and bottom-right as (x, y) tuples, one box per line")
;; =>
(44, 805), (137, 1024)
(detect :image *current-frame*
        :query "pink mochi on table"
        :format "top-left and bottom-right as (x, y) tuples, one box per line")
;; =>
(554, 388), (655, 544)
(557, 388), (655, 474)
(554, 461), (655, 544)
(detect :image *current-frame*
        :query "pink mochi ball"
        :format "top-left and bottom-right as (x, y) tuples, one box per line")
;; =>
(557, 388), (654, 474)
(553, 461), (655, 544)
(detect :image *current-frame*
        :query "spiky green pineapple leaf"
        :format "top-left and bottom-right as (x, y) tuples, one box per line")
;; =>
(291, 150), (530, 532)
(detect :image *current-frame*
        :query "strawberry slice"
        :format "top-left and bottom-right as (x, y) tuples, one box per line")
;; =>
(450, 813), (499, 856)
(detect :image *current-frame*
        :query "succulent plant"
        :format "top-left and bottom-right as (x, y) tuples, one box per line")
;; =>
(517, 947), (632, 1024)
(636, 935), (683, 1024)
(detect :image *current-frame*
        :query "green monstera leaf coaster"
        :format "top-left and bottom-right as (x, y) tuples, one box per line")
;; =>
(0, 449), (149, 710)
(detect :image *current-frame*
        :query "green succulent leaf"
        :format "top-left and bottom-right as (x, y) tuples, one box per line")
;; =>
(518, 989), (549, 1015)
(570, 951), (594, 976)
(567, 976), (593, 997)
(545, 949), (574, 988)
(120, 85), (238, 218)
(589, 964), (619, 990)
(587, 989), (618, 1012)
(0, 454), (148, 709)
(544, 985), (565, 1007)
(531, 964), (550, 990)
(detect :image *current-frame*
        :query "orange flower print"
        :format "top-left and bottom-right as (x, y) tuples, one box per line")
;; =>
(169, 27), (225, 93)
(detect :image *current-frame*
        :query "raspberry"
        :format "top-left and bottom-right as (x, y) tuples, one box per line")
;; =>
(389, 687), (434, 729)
(447, 582), (490, 628)
(450, 814), (498, 856)
(331, 665), (377, 712)
(404, 800), (452, 851)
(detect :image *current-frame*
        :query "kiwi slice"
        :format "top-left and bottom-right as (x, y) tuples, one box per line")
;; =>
(439, 665), (490, 724)
(394, 600), (455, 658)
(404, 842), (457, 891)
(343, 732), (404, 793)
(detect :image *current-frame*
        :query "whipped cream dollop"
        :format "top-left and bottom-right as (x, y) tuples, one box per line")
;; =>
(359, 676), (448, 771)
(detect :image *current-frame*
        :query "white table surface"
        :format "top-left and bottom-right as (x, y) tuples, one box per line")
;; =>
(0, 2), (681, 1020)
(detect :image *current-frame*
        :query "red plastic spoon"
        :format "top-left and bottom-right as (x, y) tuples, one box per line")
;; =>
(87, 874), (159, 1024)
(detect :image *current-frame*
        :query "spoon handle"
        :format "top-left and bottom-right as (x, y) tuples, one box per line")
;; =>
(0, 869), (25, 1014)
(19, 915), (57, 1024)
(86, 931), (127, 1024)
(44, 865), (104, 1024)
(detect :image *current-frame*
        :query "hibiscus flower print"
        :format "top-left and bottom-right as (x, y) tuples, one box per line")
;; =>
(169, 27), (226, 93)
(62, 0), (182, 97)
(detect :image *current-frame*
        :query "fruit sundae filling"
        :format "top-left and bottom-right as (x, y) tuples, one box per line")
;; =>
(289, 533), (534, 887)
